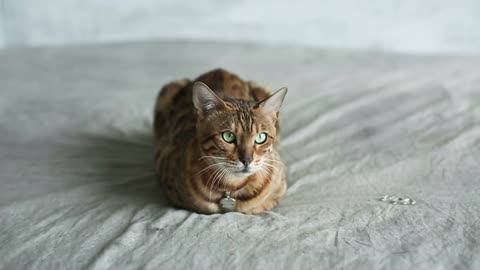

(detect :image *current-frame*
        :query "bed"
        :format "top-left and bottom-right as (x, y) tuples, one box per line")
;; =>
(0, 40), (479, 269)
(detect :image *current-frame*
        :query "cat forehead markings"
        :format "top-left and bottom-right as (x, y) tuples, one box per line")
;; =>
(224, 99), (255, 134)
(212, 104), (270, 136)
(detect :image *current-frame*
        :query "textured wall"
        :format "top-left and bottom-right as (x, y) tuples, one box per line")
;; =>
(1, 0), (480, 54)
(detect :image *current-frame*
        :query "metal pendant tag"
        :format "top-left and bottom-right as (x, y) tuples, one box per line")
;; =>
(220, 192), (236, 212)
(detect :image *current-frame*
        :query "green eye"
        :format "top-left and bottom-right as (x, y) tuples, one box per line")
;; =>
(255, 132), (267, 144)
(222, 131), (236, 143)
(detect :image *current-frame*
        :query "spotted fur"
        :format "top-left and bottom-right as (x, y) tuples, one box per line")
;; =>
(154, 69), (287, 214)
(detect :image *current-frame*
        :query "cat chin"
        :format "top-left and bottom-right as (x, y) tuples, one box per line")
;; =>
(229, 170), (256, 179)
(232, 172), (254, 178)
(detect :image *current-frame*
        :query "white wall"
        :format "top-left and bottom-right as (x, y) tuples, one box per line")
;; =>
(1, 0), (480, 54)
(0, 3), (4, 48)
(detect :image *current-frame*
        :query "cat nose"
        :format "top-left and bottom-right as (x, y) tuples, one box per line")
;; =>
(240, 157), (251, 167)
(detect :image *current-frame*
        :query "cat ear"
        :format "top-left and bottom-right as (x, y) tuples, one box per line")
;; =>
(255, 87), (288, 121)
(192, 82), (226, 118)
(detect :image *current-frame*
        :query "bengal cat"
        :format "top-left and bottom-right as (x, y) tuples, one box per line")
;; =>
(153, 69), (287, 214)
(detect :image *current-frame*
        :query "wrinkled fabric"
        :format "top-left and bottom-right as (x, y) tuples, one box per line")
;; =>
(0, 41), (479, 270)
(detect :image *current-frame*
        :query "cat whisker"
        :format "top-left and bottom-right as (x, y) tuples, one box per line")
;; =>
(207, 167), (222, 201)
(262, 166), (274, 178)
(258, 167), (272, 183)
(263, 158), (286, 168)
(262, 162), (277, 174)
(213, 168), (229, 195)
(208, 166), (227, 201)
(263, 166), (273, 175)
(199, 155), (227, 161)
(219, 168), (232, 192)
(257, 167), (265, 179)
(198, 162), (226, 176)
(213, 168), (230, 201)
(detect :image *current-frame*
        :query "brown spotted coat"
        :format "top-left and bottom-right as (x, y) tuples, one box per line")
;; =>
(154, 69), (287, 214)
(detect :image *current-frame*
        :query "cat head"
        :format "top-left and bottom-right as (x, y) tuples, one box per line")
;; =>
(193, 82), (287, 182)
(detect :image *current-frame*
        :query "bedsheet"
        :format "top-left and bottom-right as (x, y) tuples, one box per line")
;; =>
(0, 41), (479, 269)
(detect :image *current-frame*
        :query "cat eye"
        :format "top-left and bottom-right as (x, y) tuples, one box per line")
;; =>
(255, 132), (268, 144)
(222, 131), (236, 143)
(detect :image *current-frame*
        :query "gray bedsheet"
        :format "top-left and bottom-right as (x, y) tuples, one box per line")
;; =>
(0, 41), (479, 270)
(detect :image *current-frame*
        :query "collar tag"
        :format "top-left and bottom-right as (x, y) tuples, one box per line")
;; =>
(219, 192), (236, 212)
